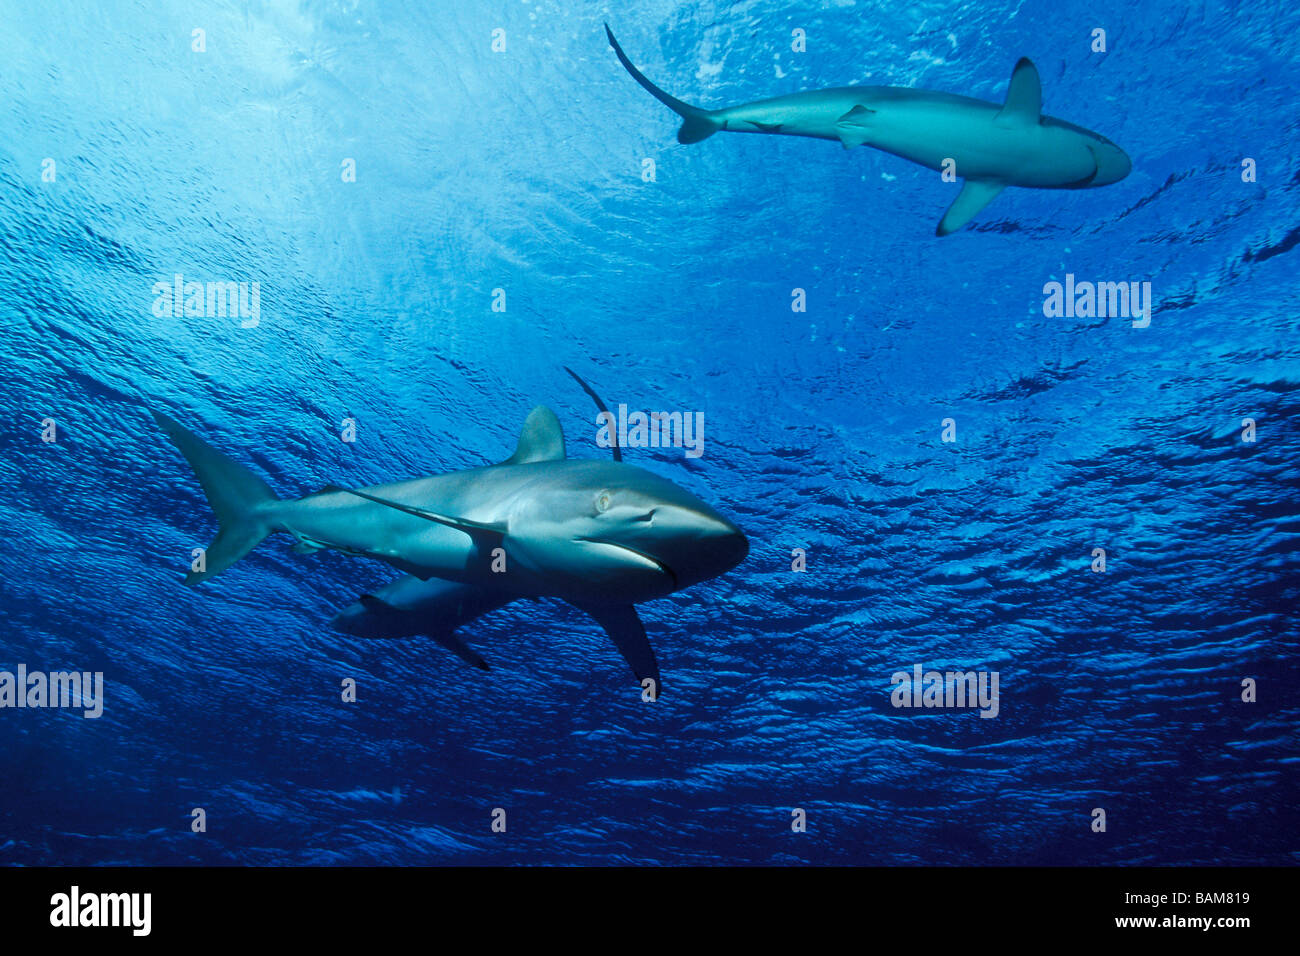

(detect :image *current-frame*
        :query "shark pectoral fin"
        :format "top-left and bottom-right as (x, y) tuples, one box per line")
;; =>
(996, 57), (1042, 126)
(936, 179), (1006, 236)
(834, 105), (876, 149)
(574, 603), (662, 694)
(323, 485), (508, 541)
(502, 405), (566, 465)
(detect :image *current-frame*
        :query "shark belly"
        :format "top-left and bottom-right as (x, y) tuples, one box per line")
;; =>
(866, 101), (1099, 187)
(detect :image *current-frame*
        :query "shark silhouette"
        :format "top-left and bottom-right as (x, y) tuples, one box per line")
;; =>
(153, 388), (747, 693)
(606, 24), (1131, 234)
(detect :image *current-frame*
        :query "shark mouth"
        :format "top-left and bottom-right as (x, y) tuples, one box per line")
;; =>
(579, 538), (679, 589)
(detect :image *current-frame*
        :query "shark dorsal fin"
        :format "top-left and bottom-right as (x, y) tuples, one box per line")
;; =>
(503, 405), (566, 465)
(997, 58), (1041, 125)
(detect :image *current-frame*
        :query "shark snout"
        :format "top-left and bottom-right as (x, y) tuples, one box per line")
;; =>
(648, 504), (749, 590)
(1092, 139), (1132, 186)
(703, 512), (749, 566)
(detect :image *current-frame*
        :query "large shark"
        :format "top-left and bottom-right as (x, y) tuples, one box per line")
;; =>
(152, 398), (747, 694)
(605, 24), (1131, 235)
(331, 369), (636, 668)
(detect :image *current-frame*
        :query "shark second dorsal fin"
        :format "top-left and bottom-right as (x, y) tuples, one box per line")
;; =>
(997, 58), (1041, 125)
(503, 405), (566, 465)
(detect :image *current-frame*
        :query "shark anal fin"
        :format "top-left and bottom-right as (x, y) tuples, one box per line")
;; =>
(835, 105), (876, 149)
(574, 603), (661, 695)
(936, 179), (1006, 236)
(323, 484), (508, 540)
(996, 57), (1042, 126)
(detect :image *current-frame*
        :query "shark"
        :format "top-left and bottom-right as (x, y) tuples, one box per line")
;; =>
(605, 24), (1131, 235)
(152, 394), (748, 694)
(331, 369), (636, 669)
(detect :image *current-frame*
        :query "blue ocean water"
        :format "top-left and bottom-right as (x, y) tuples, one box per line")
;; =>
(1, 0), (1297, 866)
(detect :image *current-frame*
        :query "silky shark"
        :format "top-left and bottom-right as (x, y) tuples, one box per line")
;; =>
(152, 394), (747, 693)
(331, 369), (634, 668)
(605, 25), (1131, 234)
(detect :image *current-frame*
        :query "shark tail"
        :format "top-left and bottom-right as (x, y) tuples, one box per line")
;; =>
(676, 113), (721, 145)
(605, 23), (721, 144)
(151, 409), (279, 585)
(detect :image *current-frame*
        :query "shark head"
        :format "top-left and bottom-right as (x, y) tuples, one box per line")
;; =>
(1039, 116), (1132, 188)
(1087, 134), (1132, 186)
(506, 459), (749, 605)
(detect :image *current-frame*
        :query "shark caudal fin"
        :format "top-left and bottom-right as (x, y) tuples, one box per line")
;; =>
(151, 409), (279, 585)
(605, 23), (721, 144)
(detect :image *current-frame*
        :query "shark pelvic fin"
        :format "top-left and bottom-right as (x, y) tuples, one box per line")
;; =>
(503, 405), (566, 465)
(936, 179), (1006, 236)
(320, 485), (508, 540)
(574, 603), (662, 695)
(835, 105), (876, 149)
(996, 58), (1041, 126)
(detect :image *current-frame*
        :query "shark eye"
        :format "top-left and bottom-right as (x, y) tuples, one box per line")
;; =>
(595, 491), (612, 513)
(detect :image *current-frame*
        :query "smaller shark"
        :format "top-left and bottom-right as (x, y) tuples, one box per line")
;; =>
(153, 390), (748, 694)
(605, 24), (1131, 234)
